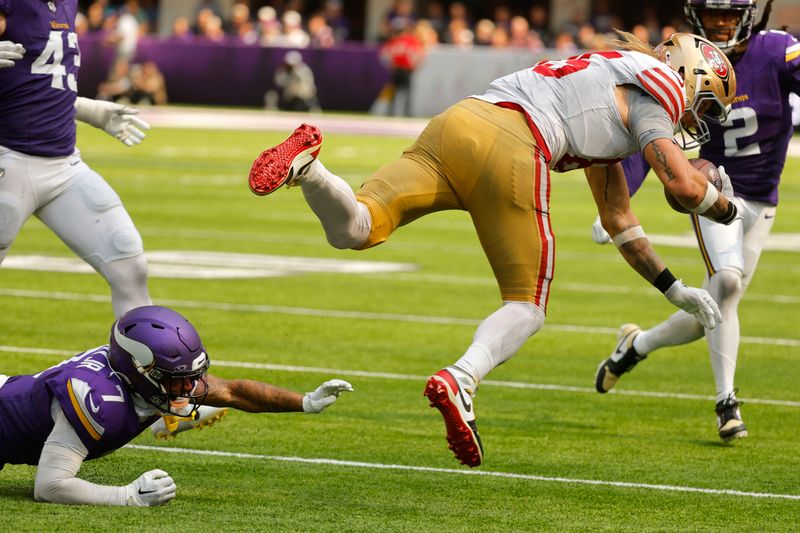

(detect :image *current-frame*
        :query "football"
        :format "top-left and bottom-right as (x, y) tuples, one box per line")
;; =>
(664, 158), (722, 213)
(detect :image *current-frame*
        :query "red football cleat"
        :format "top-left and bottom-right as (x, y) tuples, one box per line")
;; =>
(248, 123), (323, 196)
(424, 369), (484, 467)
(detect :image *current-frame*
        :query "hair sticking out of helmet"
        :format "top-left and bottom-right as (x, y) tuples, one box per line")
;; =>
(684, 0), (758, 53)
(656, 32), (737, 149)
(108, 305), (210, 416)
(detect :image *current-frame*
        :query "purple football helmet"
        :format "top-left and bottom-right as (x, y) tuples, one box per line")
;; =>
(685, 0), (758, 52)
(108, 305), (210, 416)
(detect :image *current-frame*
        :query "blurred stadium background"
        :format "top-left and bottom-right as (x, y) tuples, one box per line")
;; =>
(77, 0), (800, 117)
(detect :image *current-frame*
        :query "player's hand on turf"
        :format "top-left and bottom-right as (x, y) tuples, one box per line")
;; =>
(127, 469), (177, 506)
(591, 215), (611, 245)
(717, 165), (735, 199)
(302, 379), (354, 414)
(0, 41), (25, 68)
(664, 280), (721, 330)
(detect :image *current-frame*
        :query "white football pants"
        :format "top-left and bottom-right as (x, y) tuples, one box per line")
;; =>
(634, 197), (776, 402)
(0, 145), (151, 317)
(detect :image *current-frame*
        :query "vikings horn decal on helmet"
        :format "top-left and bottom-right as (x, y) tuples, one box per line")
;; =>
(656, 32), (737, 149)
(684, 0), (758, 53)
(108, 305), (210, 416)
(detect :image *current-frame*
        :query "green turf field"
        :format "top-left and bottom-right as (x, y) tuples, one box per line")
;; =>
(1, 121), (799, 531)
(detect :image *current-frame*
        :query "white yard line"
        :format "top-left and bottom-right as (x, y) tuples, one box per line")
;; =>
(124, 445), (800, 501)
(3, 345), (798, 407)
(1, 287), (798, 347)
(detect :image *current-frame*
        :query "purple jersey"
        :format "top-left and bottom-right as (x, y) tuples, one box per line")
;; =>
(621, 31), (800, 205)
(0, 0), (80, 157)
(0, 346), (157, 467)
(700, 31), (800, 205)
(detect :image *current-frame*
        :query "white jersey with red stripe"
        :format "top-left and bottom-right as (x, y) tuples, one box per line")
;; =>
(473, 50), (686, 172)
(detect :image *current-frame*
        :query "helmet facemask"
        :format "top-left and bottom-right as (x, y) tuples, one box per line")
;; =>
(684, 0), (757, 53)
(677, 76), (731, 149)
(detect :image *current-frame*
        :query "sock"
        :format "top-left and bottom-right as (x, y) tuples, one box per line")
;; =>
(633, 310), (704, 355)
(452, 301), (545, 392)
(705, 269), (743, 403)
(300, 160), (371, 249)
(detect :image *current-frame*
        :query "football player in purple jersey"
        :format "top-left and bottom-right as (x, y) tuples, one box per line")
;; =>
(594, 0), (800, 442)
(0, 306), (353, 506)
(0, 0), (150, 318)
(0, 1), (233, 439)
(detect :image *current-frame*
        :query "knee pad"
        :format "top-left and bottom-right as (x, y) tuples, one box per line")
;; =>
(111, 226), (144, 257)
(710, 269), (743, 302)
(0, 199), (24, 249)
(75, 167), (122, 213)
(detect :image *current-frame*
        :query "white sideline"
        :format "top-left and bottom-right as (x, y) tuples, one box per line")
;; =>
(2, 287), (799, 348)
(2, 345), (799, 408)
(124, 444), (800, 501)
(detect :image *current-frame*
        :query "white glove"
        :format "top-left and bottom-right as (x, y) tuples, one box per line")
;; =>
(664, 280), (722, 330)
(716, 165), (734, 199)
(126, 469), (177, 507)
(302, 379), (354, 414)
(591, 215), (611, 245)
(0, 41), (25, 68)
(74, 97), (150, 146)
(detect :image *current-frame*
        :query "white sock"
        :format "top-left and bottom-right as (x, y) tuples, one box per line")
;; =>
(300, 160), (371, 249)
(452, 301), (545, 392)
(633, 310), (704, 355)
(705, 269), (743, 403)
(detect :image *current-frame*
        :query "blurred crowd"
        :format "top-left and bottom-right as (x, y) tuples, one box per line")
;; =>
(77, 0), (695, 53)
(75, 0), (797, 117)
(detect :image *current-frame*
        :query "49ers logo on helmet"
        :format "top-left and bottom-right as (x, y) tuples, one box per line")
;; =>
(701, 43), (728, 80)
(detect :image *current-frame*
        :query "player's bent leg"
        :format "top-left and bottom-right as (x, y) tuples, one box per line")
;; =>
(300, 160), (372, 249)
(425, 302), (544, 467)
(151, 406), (229, 440)
(0, 148), (40, 265)
(37, 167), (150, 317)
(595, 324), (644, 393)
(249, 124), (322, 195)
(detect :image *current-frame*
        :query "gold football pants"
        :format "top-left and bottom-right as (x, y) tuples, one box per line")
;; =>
(356, 98), (555, 309)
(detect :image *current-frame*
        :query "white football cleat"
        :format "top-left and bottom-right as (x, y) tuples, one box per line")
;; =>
(595, 323), (644, 393)
(151, 406), (228, 440)
(424, 368), (483, 467)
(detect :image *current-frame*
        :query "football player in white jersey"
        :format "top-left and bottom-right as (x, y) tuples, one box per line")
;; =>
(246, 32), (737, 467)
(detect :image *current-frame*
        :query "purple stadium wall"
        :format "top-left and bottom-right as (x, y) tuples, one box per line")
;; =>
(77, 34), (390, 111)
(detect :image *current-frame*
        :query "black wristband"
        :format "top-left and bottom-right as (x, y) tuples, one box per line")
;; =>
(713, 201), (738, 225)
(653, 268), (677, 294)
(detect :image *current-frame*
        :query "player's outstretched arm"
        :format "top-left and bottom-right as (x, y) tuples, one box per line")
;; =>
(643, 138), (737, 224)
(204, 374), (353, 414)
(35, 405), (176, 506)
(585, 163), (721, 329)
(73, 97), (150, 147)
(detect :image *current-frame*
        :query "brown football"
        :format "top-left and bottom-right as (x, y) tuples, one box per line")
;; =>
(664, 158), (722, 214)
